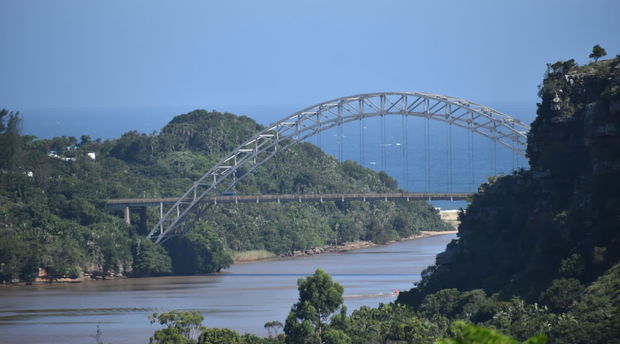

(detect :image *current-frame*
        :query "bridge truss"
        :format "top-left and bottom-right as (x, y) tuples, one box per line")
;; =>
(147, 92), (530, 243)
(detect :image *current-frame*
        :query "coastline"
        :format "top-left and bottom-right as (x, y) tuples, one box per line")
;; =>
(233, 230), (458, 263)
(2, 230), (458, 286)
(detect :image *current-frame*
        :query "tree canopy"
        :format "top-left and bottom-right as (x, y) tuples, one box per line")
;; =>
(589, 44), (607, 62)
(285, 268), (345, 343)
(149, 310), (206, 344)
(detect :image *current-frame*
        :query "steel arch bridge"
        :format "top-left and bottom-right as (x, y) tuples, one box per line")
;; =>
(147, 92), (530, 243)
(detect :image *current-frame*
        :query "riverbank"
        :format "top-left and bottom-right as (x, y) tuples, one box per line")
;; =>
(0, 234), (458, 343)
(1, 230), (458, 287)
(233, 230), (458, 263)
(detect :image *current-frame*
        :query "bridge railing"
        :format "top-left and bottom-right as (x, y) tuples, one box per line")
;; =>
(108, 192), (473, 208)
(108, 192), (472, 239)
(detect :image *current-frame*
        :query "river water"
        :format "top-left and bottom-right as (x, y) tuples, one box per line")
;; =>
(0, 234), (455, 344)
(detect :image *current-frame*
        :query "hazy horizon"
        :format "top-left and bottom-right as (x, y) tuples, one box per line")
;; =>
(2, 1), (619, 112)
(17, 99), (536, 140)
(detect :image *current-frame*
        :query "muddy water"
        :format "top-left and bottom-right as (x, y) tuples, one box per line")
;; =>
(0, 234), (455, 344)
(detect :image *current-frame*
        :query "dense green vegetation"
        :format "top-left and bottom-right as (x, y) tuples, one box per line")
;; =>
(149, 310), (206, 344)
(284, 268), (345, 343)
(147, 51), (620, 344)
(394, 53), (620, 342)
(158, 270), (558, 344)
(0, 108), (448, 283)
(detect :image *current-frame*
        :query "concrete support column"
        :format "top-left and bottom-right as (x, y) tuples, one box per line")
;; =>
(124, 206), (131, 225)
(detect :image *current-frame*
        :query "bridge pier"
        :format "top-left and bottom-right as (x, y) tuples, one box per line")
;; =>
(124, 206), (131, 225)
(123, 206), (148, 233)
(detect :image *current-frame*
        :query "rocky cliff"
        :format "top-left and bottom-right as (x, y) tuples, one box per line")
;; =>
(400, 56), (620, 303)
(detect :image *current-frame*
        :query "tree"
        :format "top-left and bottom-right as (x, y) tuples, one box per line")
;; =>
(198, 328), (243, 344)
(80, 134), (92, 146)
(589, 44), (607, 62)
(149, 310), (205, 344)
(484, 298), (556, 341)
(322, 329), (351, 344)
(133, 239), (172, 276)
(265, 321), (284, 338)
(334, 303), (434, 344)
(438, 321), (547, 344)
(285, 269), (344, 343)
(0, 109), (22, 170)
(165, 224), (232, 275)
(538, 278), (584, 313)
(386, 317), (434, 344)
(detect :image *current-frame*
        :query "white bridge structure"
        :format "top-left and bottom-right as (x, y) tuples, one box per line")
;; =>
(144, 92), (530, 243)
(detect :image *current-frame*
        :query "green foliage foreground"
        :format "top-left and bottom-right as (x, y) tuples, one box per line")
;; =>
(149, 264), (619, 343)
(149, 310), (206, 344)
(149, 270), (555, 344)
(439, 321), (547, 344)
(284, 268), (345, 343)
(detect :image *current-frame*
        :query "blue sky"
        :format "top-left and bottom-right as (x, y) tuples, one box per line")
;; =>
(1, 1), (619, 121)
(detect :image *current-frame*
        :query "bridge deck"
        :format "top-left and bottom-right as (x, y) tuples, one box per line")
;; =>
(107, 192), (472, 208)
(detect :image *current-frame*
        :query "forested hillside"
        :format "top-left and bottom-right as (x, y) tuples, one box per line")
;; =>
(0, 109), (448, 283)
(392, 55), (620, 343)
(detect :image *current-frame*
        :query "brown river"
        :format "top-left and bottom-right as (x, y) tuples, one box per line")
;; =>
(0, 233), (456, 344)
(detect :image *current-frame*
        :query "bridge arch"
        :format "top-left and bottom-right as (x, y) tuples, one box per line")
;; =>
(147, 92), (530, 242)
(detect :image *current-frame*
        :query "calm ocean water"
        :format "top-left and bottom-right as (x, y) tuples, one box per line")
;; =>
(20, 101), (534, 209)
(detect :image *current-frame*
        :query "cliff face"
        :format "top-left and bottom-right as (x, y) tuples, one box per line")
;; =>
(402, 57), (620, 302)
(528, 58), (620, 283)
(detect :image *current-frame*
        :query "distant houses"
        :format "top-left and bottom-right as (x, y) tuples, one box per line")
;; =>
(47, 149), (96, 162)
